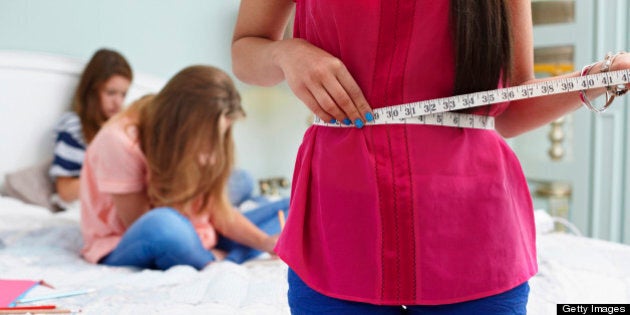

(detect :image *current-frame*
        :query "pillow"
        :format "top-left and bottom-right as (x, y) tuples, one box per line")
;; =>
(2, 158), (60, 212)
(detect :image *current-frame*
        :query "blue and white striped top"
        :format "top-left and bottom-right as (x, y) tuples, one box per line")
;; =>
(49, 112), (87, 179)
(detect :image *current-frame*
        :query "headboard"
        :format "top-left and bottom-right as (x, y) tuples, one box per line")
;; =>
(0, 50), (166, 185)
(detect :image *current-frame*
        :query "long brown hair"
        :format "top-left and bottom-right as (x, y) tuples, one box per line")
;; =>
(137, 65), (244, 219)
(450, 0), (512, 98)
(72, 48), (133, 143)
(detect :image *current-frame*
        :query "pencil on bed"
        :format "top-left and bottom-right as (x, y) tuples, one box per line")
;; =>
(278, 210), (286, 230)
(0, 305), (57, 311)
(0, 309), (76, 314)
(0, 305), (56, 311)
(16, 288), (95, 304)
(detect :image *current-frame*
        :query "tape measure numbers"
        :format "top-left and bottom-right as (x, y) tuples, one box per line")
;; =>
(313, 69), (630, 130)
(314, 112), (495, 130)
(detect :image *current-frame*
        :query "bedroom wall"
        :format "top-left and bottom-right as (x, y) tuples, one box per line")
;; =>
(0, 0), (309, 190)
(510, 0), (630, 244)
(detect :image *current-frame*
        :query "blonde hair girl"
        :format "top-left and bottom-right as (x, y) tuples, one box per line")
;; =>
(79, 65), (281, 270)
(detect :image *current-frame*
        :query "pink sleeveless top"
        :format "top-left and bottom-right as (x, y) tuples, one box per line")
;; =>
(275, 0), (537, 305)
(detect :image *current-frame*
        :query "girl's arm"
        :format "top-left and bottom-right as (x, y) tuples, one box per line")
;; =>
(212, 209), (277, 254)
(55, 177), (79, 202)
(111, 191), (151, 228)
(231, 0), (372, 126)
(496, 0), (630, 138)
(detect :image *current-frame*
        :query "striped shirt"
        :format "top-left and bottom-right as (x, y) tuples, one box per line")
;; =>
(49, 112), (87, 179)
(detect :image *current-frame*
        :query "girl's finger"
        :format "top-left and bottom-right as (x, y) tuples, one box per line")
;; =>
(322, 76), (363, 126)
(308, 83), (348, 123)
(294, 85), (335, 123)
(337, 69), (373, 123)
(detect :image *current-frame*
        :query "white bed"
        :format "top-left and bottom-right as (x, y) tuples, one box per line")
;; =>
(1, 50), (630, 314)
(0, 196), (290, 314)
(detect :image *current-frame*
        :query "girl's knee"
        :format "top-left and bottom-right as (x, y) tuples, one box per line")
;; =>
(133, 207), (194, 241)
(140, 207), (187, 227)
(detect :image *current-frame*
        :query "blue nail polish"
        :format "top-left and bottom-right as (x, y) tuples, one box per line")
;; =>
(343, 118), (352, 125)
(330, 119), (337, 124)
(365, 112), (374, 122)
(355, 119), (364, 129)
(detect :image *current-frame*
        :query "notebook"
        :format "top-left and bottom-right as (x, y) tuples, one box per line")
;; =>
(0, 279), (40, 307)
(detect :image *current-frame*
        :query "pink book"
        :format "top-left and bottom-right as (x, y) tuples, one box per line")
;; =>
(0, 279), (40, 307)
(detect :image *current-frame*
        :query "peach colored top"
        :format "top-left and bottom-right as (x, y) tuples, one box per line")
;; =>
(80, 116), (217, 263)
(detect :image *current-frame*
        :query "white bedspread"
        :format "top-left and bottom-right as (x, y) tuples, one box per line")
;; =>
(1, 196), (629, 314)
(529, 233), (630, 313)
(0, 197), (289, 314)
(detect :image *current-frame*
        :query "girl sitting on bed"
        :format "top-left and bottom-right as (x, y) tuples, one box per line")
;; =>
(50, 48), (133, 207)
(79, 65), (286, 270)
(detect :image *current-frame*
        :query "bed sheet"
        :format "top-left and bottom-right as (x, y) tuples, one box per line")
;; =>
(1, 196), (630, 314)
(529, 232), (630, 313)
(0, 196), (289, 314)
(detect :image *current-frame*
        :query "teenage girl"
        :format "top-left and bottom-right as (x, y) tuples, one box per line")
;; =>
(50, 48), (132, 205)
(232, 0), (629, 314)
(80, 65), (285, 270)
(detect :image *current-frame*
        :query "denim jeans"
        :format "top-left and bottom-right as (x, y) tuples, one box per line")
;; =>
(100, 198), (290, 270)
(288, 269), (529, 315)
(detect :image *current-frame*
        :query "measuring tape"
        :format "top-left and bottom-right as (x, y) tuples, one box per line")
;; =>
(313, 69), (630, 130)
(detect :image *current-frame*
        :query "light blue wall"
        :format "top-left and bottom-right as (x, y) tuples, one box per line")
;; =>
(0, 0), (239, 78)
(511, 0), (630, 244)
(0, 0), (309, 189)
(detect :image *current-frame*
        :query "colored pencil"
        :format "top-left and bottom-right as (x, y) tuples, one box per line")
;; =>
(0, 305), (56, 311)
(17, 289), (95, 304)
(278, 210), (286, 230)
(0, 309), (76, 314)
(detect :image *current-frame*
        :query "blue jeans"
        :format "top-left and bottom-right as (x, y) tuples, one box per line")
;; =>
(227, 168), (255, 207)
(288, 269), (529, 315)
(100, 198), (289, 270)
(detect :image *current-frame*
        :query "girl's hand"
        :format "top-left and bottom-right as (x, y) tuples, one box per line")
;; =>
(211, 248), (227, 261)
(275, 38), (373, 127)
(261, 234), (279, 255)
